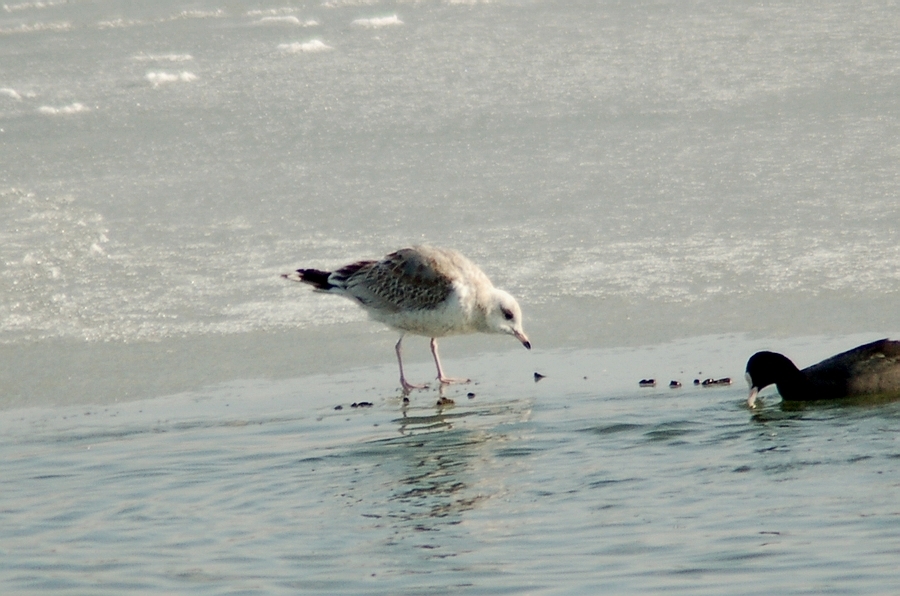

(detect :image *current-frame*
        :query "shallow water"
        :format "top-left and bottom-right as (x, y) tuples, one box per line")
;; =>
(5, 337), (900, 594)
(2, 0), (900, 593)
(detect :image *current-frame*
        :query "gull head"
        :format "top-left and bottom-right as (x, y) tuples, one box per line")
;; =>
(486, 289), (531, 350)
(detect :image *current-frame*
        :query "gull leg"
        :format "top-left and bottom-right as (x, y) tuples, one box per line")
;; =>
(396, 335), (428, 392)
(431, 338), (470, 385)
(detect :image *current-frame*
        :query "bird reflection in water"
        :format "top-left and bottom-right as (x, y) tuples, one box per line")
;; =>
(367, 396), (531, 534)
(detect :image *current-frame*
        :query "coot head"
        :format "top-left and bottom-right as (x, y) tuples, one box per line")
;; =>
(745, 351), (800, 408)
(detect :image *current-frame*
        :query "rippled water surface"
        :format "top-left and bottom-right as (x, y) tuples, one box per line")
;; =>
(2, 0), (900, 593)
(5, 338), (900, 594)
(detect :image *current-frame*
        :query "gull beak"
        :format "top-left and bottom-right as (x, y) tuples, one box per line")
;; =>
(747, 386), (759, 409)
(514, 330), (531, 350)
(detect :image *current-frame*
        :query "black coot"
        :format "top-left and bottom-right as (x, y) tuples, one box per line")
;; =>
(745, 339), (900, 407)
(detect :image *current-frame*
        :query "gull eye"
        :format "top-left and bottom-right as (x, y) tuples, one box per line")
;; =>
(501, 308), (514, 321)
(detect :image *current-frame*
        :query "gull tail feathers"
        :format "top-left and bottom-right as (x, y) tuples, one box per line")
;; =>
(282, 268), (334, 291)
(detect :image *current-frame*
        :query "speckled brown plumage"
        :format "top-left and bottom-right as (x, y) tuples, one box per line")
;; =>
(283, 245), (530, 392)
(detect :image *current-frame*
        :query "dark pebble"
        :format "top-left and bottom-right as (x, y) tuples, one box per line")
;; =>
(334, 405), (343, 410)
(533, 372), (546, 382)
(639, 379), (656, 387)
(436, 397), (455, 406)
(669, 380), (682, 388)
(467, 392), (476, 399)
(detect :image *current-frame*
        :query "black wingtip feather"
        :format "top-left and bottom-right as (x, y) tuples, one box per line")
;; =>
(284, 268), (334, 290)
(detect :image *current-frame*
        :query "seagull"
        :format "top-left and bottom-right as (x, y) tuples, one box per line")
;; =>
(283, 245), (531, 392)
(745, 339), (900, 408)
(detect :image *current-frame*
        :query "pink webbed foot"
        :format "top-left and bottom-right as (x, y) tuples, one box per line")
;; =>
(430, 338), (471, 387)
(437, 375), (470, 385)
(396, 335), (429, 393)
(400, 378), (429, 392)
